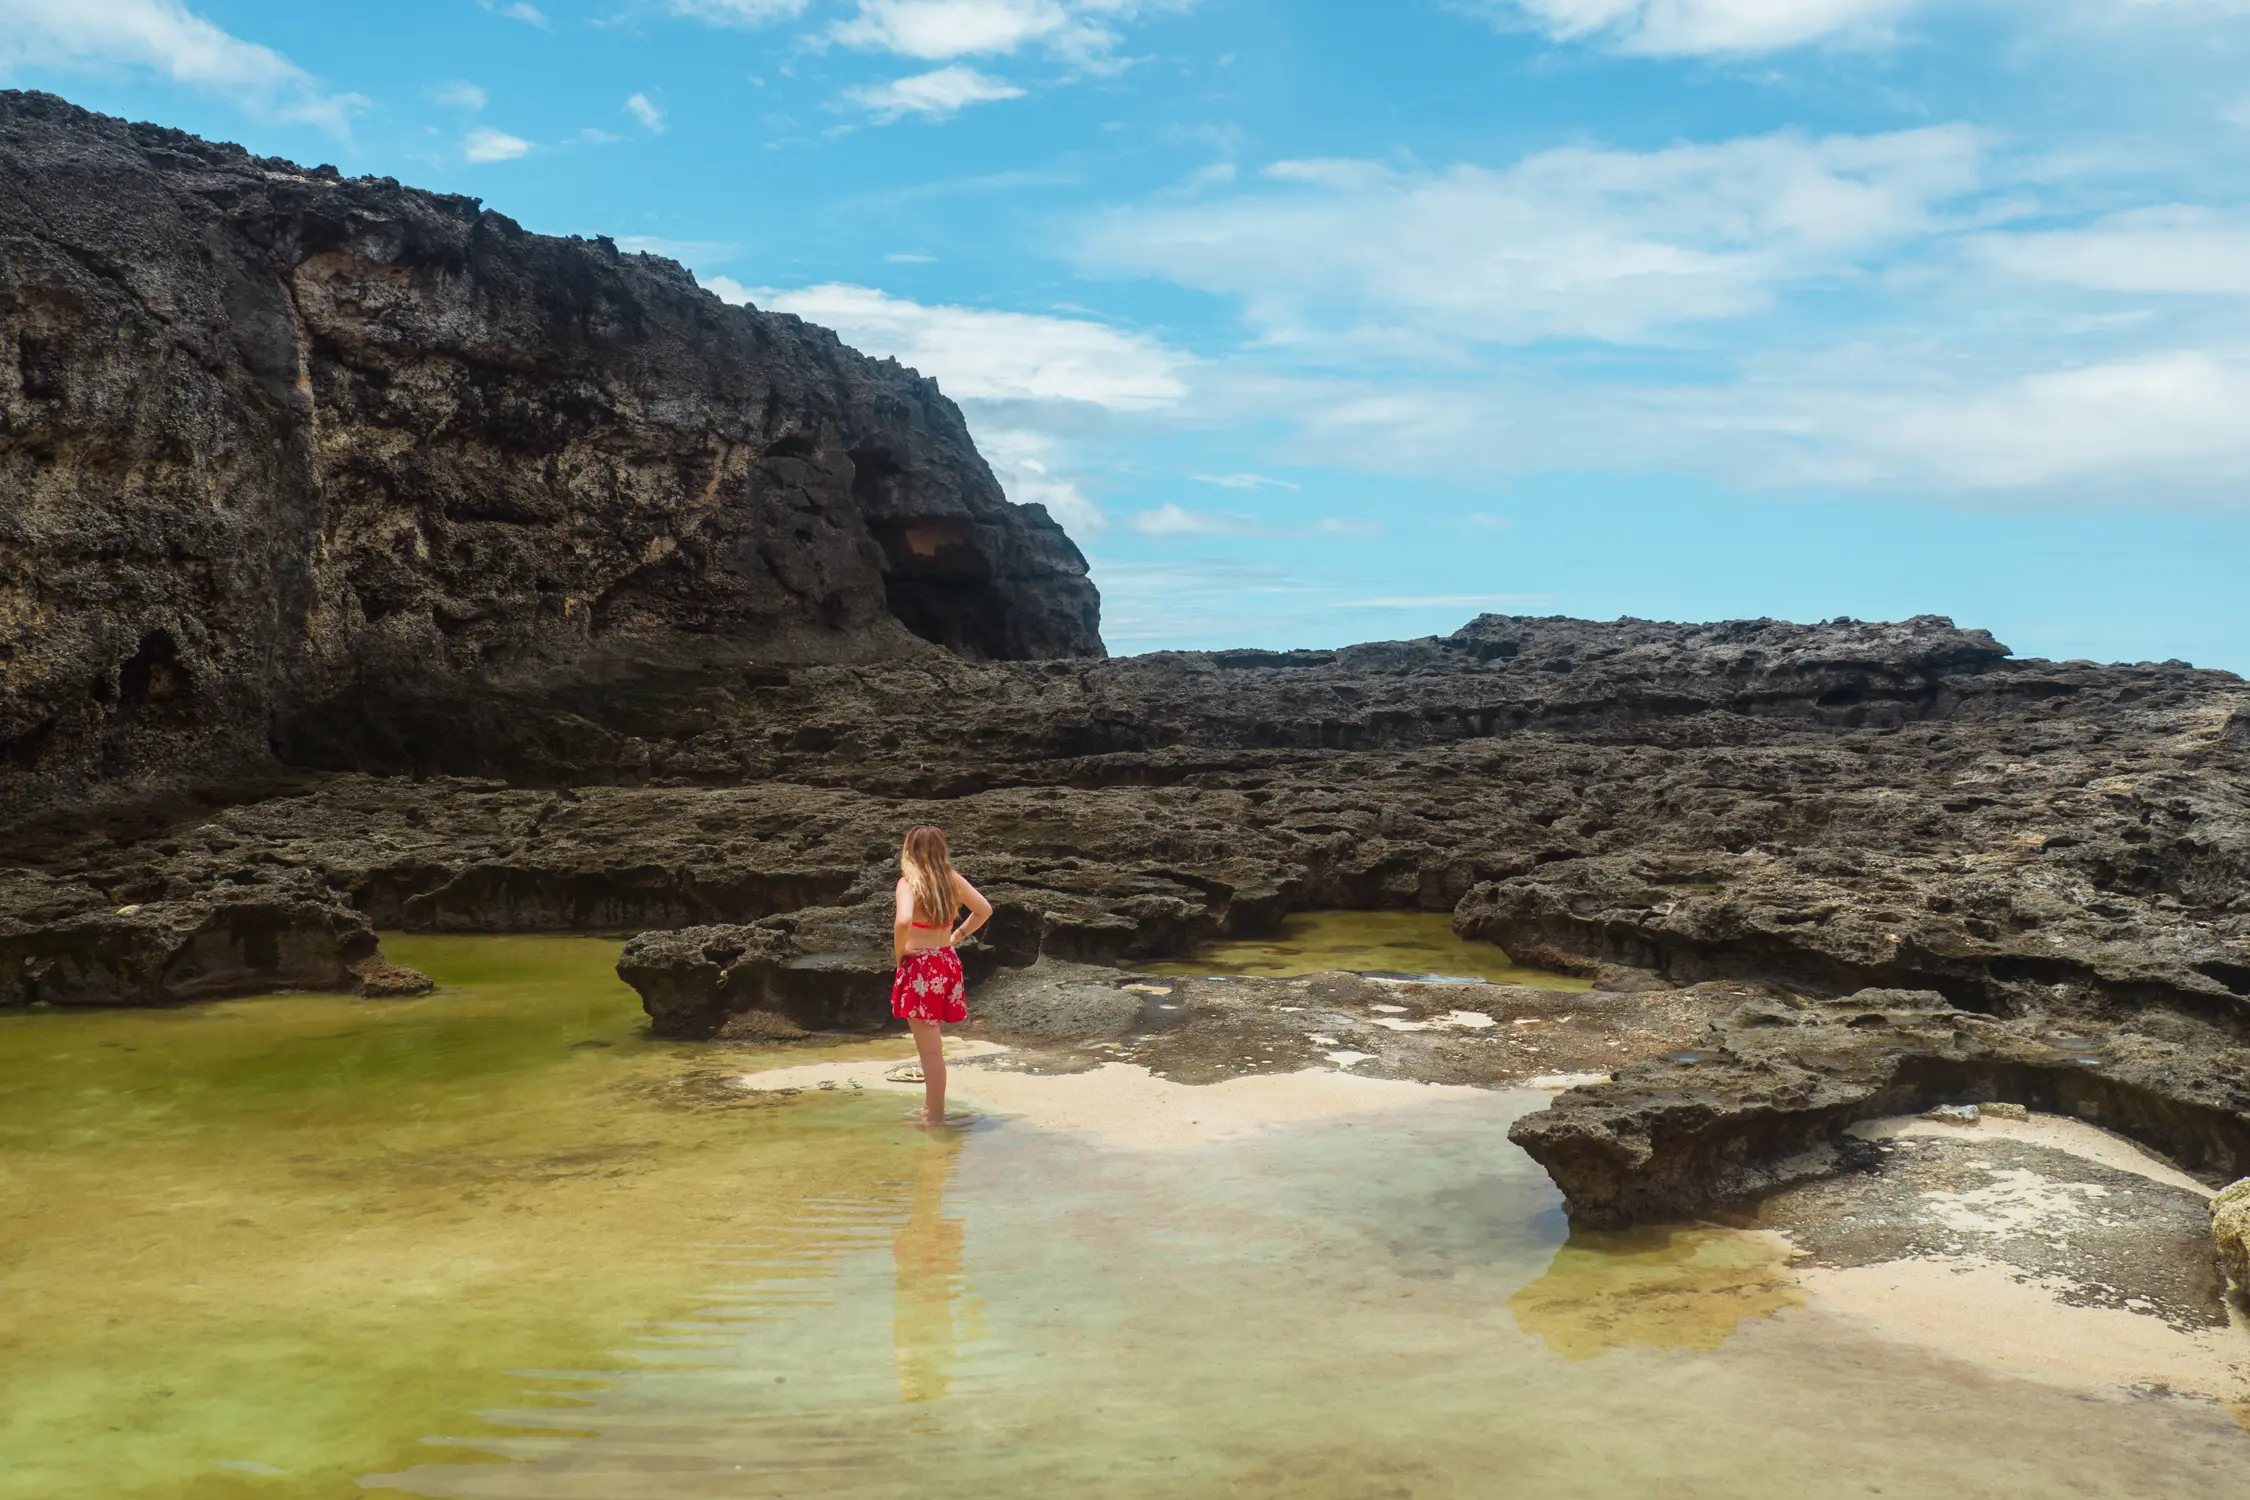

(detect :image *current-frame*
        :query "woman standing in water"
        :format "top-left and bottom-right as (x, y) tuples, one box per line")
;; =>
(893, 824), (992, 1127)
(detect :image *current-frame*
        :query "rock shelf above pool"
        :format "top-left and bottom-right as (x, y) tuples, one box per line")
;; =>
(1510, 988), (2250, 1227)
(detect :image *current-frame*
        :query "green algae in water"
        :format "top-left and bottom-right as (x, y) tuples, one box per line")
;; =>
(1136, 909), (1594, 989)
(7, 934), (2248, 1500)
(0, 935), (924, 1500)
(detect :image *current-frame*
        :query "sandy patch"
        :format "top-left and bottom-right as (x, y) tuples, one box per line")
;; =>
(1851, 1111), (2214, 1197)
(1522, 1072), (1610, 1091)
(1364, 1010), (1499, 1033)
(733, 1044), (1489, 1151)
(1799, 1256), (2250, 1401)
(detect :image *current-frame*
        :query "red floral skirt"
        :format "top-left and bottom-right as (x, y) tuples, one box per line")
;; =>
(892, 947), (966, 1023)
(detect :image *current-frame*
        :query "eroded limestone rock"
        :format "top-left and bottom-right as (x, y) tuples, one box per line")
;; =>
(2213, 1178), (2250, 1299)
(1510, 990), (2250, 1227)
(0, 869), (395, 1006)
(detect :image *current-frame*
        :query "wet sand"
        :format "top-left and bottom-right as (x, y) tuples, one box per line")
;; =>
(734, 1042), (1489, 1151)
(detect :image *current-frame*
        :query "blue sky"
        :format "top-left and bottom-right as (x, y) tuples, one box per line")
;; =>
(7, 1), (2250, 668)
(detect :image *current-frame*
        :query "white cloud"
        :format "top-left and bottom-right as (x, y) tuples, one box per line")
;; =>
(0, 0), (362, 132)
(886, 251), (938, 262)
(2226, 93), (2250, 129)
(1193, 472), (1299, 490)
(1132, 503), (1264, 536)
(1848, 351), (2250, 490)
(614, 235), (736, 259)
(463, 126), (532, 162)
(732, 281), (1189, 408)
(1972, 207), (2250, 295)
(830, 0), (1146, 61)
(667, 0), (807, 23)
(1256, 336), (2250, 506)
(1124, 501), (1386, 539)
(1473, 0), (1913, 54)
(433, 80), (487, 110)
(1083, 126), (1987, 347)
(843, 63), (1026, 119)
(976, 428), (1105, 530)
(624, 91), (666, 131)
(480, 0), (551, 25)
(1342, 593), (1551, 608)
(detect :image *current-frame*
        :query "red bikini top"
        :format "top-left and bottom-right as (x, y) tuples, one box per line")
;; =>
(910, 921), (940, 930)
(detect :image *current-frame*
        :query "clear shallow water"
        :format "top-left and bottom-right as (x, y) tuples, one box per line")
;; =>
(4, 936), (2245, 1499)
(1135, 909), (1596, 988)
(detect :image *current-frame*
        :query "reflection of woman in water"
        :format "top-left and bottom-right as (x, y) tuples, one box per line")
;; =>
(892, 825), (992, 1127)
(892, 1132), (969, 1408)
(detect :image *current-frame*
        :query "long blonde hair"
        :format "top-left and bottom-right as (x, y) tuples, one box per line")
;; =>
(899, 824), (957, 926)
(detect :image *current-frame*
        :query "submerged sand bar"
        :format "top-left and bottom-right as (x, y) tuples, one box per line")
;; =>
(733, 1042), (1491, 1152)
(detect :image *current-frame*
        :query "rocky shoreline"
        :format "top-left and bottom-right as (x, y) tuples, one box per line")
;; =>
(9, 613), (2247, 1248)
(7, 96), (2250, 1283)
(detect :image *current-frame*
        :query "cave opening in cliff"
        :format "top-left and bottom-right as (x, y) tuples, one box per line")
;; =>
(872, 518), (1012, 660)
(116, 630), (194, 722)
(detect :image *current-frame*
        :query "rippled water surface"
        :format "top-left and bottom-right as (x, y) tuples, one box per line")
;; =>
(5, 935), (2245, 1499)
(1135, 909), (1595, 987)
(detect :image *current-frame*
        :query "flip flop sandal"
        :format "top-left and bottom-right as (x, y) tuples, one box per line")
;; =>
(884, 1064), (925, 1083)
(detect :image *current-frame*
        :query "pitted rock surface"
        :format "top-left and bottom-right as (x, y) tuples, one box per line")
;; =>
(1508, 988), (2250, 1227)
(4, 611), (2247, 1041)
(0, 91), (1100, 824)
(1759, 1133), (2231, 1332)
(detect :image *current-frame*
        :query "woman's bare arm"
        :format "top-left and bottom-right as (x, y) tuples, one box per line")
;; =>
(950, 874), (993, 948)
(892, 877), (916, 964)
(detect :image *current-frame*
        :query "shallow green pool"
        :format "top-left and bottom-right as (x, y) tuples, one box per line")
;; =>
(1136, 909), (1595, 988)
(4, 935), (2244, 1499)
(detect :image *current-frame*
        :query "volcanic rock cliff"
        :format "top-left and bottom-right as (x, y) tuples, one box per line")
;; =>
(0, 92), (1101, 823)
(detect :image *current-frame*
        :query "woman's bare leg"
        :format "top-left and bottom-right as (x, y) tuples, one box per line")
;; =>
(909, 1018), (946, 1125)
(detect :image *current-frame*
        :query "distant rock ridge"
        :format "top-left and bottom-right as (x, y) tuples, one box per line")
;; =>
(0, 90), (1101, 823)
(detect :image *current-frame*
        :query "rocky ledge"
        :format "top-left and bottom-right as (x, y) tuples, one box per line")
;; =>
(1509, 987), (2250, 1227)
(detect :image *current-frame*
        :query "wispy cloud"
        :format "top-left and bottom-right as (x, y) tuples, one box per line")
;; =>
(479, 0), (551, 26)
(976, 428), (1106, 531)
(1193, 472), (1300, 490)
(432, 80), (487, 110)
(829, 0), (1133, 62)
(1464, 0), (1913, 55)
(614, 234), (737, 259)
(1090, 556), (1323, 647)
(1131, 503), (1266, 537)
(0, 0), (365, 132)
(723, 281), (1189, 408)
(1341, 593), (1553, 609)
(624, 91), (666, 131)
(1969, 207), (2250, 295)
(843, 63), (1026, 120)
(1128, 504), (1382, 538)
(666, 0), (808, 24)
(1082, 127), (1988, 348)
(464, 126), (532, 162)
